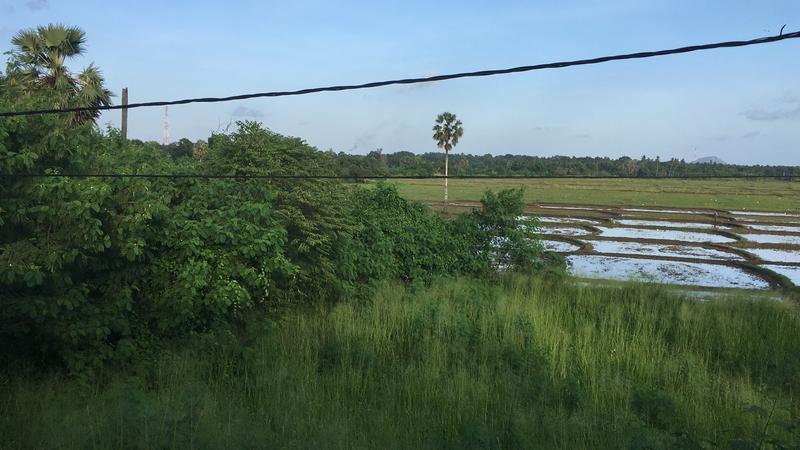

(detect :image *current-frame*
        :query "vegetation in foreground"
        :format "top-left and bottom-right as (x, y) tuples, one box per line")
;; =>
(2, 277), (799, 449)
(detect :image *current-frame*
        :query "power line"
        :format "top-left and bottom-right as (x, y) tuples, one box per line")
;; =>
(1, 30), (798, 118)
(0, 173), (797, 180)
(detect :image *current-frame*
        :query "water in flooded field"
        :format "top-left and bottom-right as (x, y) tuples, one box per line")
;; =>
(596, 227), (735, 243)
(529, 205), (800, 290)
(566, 255), (770, 289)
(588, 240), (743, 261)
(542, 240), (581, 252)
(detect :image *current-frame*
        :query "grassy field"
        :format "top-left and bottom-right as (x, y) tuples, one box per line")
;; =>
(3, 276), (799, 449)
(387, 178), (800, 211)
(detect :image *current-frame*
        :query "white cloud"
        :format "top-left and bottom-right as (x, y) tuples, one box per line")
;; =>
(740, 130), (760, 140)
(742, 106), (800, 121)
(25, 0), (48, 11)
(231, 106), (264, 118)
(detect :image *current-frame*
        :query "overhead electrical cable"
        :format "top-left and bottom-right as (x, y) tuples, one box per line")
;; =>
(0, 30), (798, 118)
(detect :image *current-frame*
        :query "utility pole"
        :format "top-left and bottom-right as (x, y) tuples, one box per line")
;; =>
(163, 106), (169, 145)
(121, 87), (128, 140)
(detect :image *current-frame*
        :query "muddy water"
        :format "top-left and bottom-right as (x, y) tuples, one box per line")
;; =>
(747, 248), (800, 263)
(622, 208), (708, 215)
(741, 234), (800, 245)
(596, 227), (735, 244)
(731, 211), (800, 218)
(517, 204), (800, 291)
(615, 219), (727, 230)
(589, 240), (743, 261)
(538, 205), (599, 211)
(542, 240), (581, 253)
(761, 265), (800, 286)
(566, 255), (769, 289)
(530, 216), (601, 225)
(746, 224), (800, 233)
(538, 226), (592, 236)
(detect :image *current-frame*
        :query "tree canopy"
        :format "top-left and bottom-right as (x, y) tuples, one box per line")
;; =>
(5, 24), (112, 124)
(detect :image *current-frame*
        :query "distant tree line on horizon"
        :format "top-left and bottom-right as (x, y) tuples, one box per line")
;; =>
(304, 149), (800, 179)
(154, 139), (799, 179)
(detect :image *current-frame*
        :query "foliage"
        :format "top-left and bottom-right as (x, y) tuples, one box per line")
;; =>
(329, 151), (800, 178)
(2, 277), (798, 448)
(5, 24), (112, 124)
(346, 183), (457, 283)
(0, 91), (538, 373)
(432, 112), (463, 154)
(468, 188), (542, 272)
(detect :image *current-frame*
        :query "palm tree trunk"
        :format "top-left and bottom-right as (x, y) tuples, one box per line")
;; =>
(444, 150), (449, 213)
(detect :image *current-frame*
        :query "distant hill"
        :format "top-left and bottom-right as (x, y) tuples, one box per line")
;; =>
(692, 156), (726, 164)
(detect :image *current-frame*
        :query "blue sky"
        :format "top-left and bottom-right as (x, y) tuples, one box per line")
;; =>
(1, 0), (799, 164)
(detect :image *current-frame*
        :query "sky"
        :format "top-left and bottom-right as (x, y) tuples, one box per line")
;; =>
(1, 0), (799, 164)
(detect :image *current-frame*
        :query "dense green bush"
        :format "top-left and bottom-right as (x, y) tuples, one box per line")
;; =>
(0, 98), (540, 374)
(1, 33), (541, 374)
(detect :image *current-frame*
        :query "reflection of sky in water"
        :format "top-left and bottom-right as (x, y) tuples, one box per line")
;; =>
(566, 255), (769, 289)
(762, 265), (800, 286)
(597, 227), (734, 243)
(589, 241), (743, 261)
(748, 248), (800, 263)
(539, 226), (591, 236)
(741, 234), (800, 245)
(615, 219), (727, 230)
(542, 240), (580, 253)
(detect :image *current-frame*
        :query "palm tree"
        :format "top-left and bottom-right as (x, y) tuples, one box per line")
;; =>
(432, 112), (463, 213)
(9, 24), (112, 123)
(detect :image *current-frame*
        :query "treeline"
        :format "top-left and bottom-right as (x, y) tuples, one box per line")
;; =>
(324, 150), (800, 178)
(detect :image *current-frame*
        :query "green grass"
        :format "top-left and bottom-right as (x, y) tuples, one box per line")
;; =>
(387, 178), (800, 211)
(2, 276), (799, 449)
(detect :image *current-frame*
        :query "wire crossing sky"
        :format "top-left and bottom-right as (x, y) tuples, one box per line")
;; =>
(1, 0), (799, 165)
(1, 30), (798, 118)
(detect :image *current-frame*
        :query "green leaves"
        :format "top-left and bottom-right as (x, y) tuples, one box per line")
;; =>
(7, 24), (110, 124)
(0, 103), (542, 376)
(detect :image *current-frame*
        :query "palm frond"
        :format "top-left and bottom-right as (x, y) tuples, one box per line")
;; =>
(37, 23), (86, 58)
(432, 112), (464, 151)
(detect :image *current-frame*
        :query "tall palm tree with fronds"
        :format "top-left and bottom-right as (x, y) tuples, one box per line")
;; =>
(8, 24), (112, 123)
(432, 112), (463, 213)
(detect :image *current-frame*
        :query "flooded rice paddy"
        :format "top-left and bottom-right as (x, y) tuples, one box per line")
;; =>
(614, 219), (727, 230)
(596, 227), (735, 243)
(566, 255), (769, 289)
(542, 240), (582, 253)
(746, 248), (800, 263)
(530, 216), (601, 225)
(621, 208), (708, 215)
(747, 224), (800, 233)
(525, 204), (800, 291)
(730, 210), (800, 218)
(538, 225), (592, 236)
(762, 265), (800, 285)
(740, 234), (800, 245)
(589, 240), (744, 261)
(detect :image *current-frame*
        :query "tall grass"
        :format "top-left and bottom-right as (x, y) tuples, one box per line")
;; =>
(2, 276), (799, 449)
